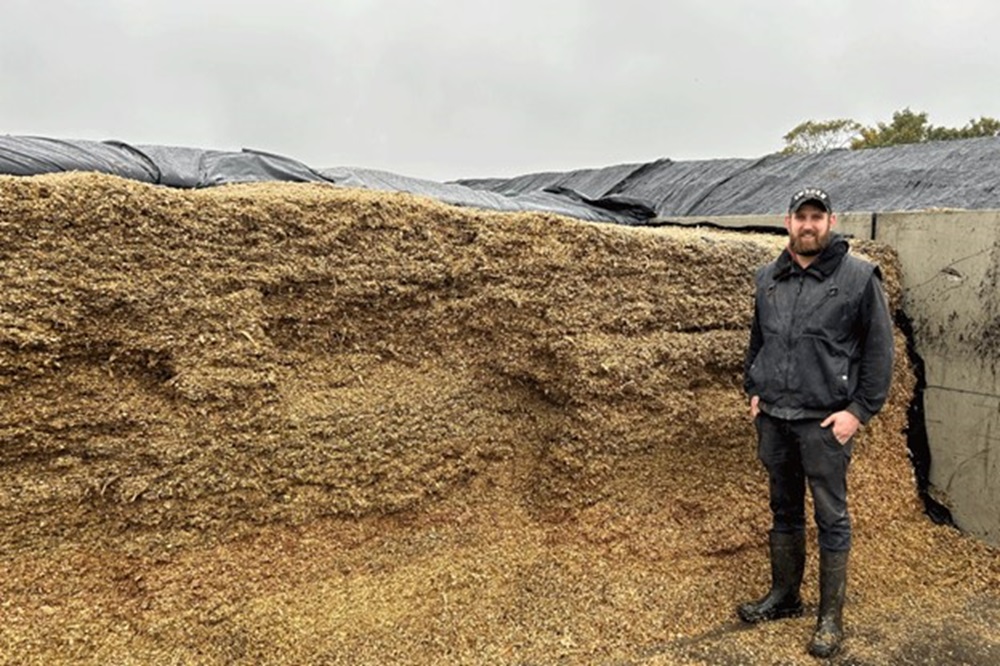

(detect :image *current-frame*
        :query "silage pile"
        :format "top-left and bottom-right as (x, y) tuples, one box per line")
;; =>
(1, 173), (998, 665)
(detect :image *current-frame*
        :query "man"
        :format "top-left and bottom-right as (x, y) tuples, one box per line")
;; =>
(739, 187), (894, 658)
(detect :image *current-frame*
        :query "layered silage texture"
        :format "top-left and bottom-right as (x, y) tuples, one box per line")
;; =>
(1, 174), (997, 665)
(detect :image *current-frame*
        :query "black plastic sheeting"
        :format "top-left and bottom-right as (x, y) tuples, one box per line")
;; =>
(317, 166), (655, 223)
(137, 144), (333, 189)
(0, 137), (162, 183)
(461, 137), (1000, 217)
(461, 161), (645, 200)
(0, 136), (339, 189)
(6, 134), (1000, 223)
(0, 136), (652, 225)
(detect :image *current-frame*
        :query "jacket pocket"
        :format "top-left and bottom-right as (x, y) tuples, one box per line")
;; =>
(791, 336), (850, 407)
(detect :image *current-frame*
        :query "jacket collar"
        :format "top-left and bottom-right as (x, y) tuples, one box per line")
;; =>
(773, 233), (849, 280)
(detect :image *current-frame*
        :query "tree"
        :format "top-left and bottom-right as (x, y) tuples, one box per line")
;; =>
(926, 115), (1000, 142)
(851, 108), (931, 148)
(780, 108), (1000, 153)
(781, 119), (862, 154)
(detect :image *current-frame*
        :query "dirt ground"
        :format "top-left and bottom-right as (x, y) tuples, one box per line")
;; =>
(0, 173), (998, 665)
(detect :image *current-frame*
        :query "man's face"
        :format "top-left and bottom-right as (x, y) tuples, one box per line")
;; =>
(785, 204), (835, 256)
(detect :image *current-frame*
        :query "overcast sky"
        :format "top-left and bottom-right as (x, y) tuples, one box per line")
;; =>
(2, 0), (999, 181)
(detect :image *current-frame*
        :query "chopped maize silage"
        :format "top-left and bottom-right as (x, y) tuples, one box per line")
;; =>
(0, 173), (997, 665)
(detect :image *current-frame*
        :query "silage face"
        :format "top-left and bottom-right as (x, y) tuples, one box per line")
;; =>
(2, 173), (995, 666)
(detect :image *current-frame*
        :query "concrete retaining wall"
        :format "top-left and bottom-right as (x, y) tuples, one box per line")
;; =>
(877, 211), (1000, 545)
(659, 210), (1000, 547)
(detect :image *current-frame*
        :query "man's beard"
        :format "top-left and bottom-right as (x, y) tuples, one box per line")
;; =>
(790, 227), (831, 256)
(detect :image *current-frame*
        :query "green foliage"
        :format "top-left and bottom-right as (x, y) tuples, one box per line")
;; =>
(781, 108), (1000, 153)
(781, 119), (862, 154)
(926, 115), (1000, 141)
(851, 108), (930, 148)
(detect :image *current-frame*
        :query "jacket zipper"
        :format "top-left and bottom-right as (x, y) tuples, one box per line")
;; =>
(784, 273), (805, 391)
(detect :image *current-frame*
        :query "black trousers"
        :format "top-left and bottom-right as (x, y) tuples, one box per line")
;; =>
(755, 412), (854, 552)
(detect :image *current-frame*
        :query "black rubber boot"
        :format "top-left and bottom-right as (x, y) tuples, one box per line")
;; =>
(808, 549), (848, 658)
(737, 531), (806, 623)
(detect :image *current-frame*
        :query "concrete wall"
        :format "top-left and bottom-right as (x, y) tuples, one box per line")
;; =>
(876, 211), (1000, 545)
(660, 210), (1000, 546)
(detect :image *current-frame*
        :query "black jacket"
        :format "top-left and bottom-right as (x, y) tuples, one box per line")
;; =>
(744, 234), (894, 424)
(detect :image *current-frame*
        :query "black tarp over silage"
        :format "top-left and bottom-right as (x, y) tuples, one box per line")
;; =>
(6, 134), (1000, 222)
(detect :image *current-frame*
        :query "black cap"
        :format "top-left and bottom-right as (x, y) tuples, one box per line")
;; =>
(788, 187), (832, 213)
